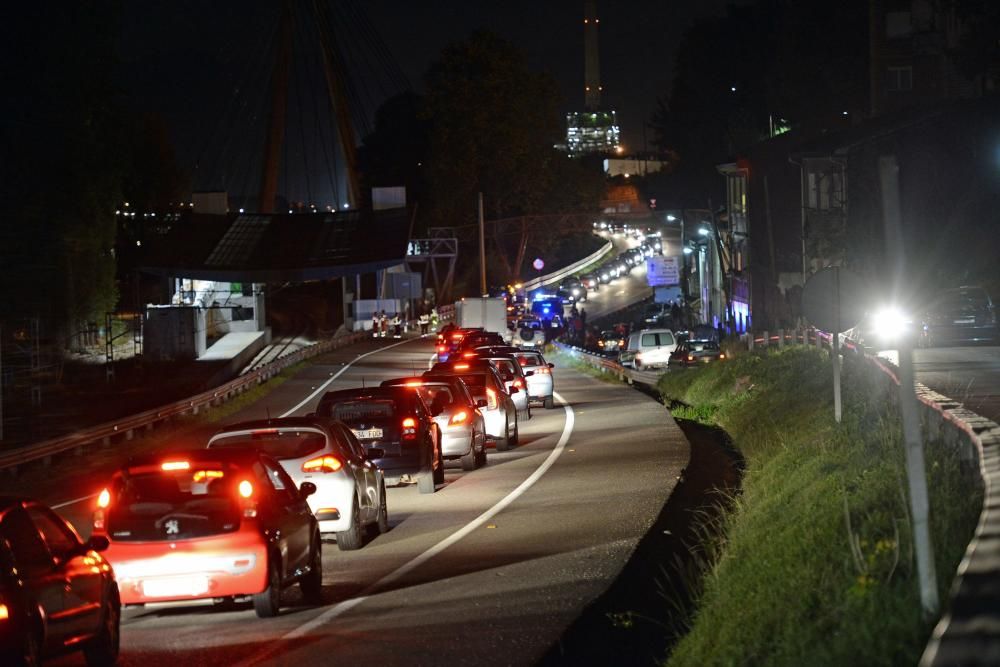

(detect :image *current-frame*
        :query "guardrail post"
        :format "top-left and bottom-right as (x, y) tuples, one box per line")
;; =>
(777, 329), (784, 348)
(762, 331), (768, 348)
(747, 332), (754, 351)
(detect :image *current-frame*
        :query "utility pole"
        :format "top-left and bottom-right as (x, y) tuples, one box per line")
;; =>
(478, 192), (487, 296)
(880, 154), (938, 619)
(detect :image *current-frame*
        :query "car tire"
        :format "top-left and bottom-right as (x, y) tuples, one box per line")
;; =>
(433, 446), (445, 485)
(84, 588), (120, 667)
(544, 396), (555, 409)
(474, 437), (487, 467)
(5, 621), (41, 667)
(460, 440), (477, 471)
(510, 416), (520, 447)
(253, 559), (282, 618)
(299, 535), (323, 605)
(634, 358), (643, 371)
(496, 419), (511, 451)
(336, 497), (364, 551)
(375, 485), (389, 534)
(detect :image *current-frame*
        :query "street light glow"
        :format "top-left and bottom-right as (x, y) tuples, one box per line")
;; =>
(699, 227), (711, 236)
(666, 214), (677, 222)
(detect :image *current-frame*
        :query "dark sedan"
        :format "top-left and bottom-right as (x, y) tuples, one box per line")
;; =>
(922, 286), (998, 346)
(316, 387), (444, 493)
(0, 497), (120, 665)
(669, 340), (726, 367)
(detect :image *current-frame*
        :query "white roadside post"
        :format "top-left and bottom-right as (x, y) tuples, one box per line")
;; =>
(879, 155), (939, 619)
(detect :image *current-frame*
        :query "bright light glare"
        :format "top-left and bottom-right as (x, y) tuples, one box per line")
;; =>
(872, 307), (908, 339)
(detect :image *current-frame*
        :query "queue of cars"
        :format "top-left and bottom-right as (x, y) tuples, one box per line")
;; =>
(1, 327), (560, 664)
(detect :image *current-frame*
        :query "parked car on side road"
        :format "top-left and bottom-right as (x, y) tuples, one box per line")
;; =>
(621, 328), (678, 370)
(669, 340), (725, 367)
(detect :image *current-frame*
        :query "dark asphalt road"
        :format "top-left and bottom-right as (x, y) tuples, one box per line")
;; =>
(39, 335), (689, 666)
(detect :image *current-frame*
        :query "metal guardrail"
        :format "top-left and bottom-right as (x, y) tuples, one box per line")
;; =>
(0, 329), (379, 473)
(748, 328), (1000, 664)
(522, 240), (613, 293)
(553, 341), (662, 387)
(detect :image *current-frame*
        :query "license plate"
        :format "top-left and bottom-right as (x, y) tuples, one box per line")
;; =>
(352, 428), (383, 440)
(142, 576), (209, 598)
(954, 318), (975, 324)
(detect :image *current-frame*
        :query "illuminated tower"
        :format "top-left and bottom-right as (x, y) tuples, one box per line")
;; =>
(564, 0), (620, 155)
(584, 0), (601, 109)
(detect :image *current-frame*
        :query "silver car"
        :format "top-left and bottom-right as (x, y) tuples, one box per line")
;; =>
(427, 360), (519, 451)
(207, 417), (387, 551)
(475, 353), (531, 420)
(511, 350), (555, 409)
(381, 376), (488, 470)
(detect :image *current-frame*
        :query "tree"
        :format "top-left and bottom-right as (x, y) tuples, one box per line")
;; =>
(422, 30), (565, 224)
(0, 3), (125, 342)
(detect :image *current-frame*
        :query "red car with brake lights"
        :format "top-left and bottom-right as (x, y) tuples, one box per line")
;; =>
(93, 448), (322, 618)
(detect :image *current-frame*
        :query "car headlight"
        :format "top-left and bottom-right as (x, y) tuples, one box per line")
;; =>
(871, 307), (910, 340)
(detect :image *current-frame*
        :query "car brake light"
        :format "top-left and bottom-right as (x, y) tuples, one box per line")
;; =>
(302, 455), (343, 473)
(405, 381), (423, 387)
(454, 363), (469, 370)
(437, 345), (447, 353)
(0, 604), (8, 621)
(402, 416), (417, 440)
(450, 410), (469, 425)
(237, 480), (257, 518)
(513, 378), (524, 388)
(161, 460), (190, 471)
(462, 352), (477, 358)
(598, 340), (604, 346)
(486, 387), (498, 410)
(93, 488), (111, 531)
(720, 353), (726, 359)
(97, 488), (111, 509)
(687, 355), (695, 361)
(451, 333), (463, 340)
(535, 366), (550, 374)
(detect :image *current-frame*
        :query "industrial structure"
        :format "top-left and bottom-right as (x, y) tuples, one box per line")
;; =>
(564, 1), (621, 155)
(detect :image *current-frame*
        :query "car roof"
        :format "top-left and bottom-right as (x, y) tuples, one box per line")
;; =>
(212, 417), (335, 437)
(319, 386), (415, 404)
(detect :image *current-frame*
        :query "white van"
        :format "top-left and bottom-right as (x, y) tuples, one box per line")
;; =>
(622, 328), (677, 370)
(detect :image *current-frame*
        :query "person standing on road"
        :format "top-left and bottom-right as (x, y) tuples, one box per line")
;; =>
(371, 311), (380, 337)
(419, 312), (430, 335)
(380, 310), (389, 338)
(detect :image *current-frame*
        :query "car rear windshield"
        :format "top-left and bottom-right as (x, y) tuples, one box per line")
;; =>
(209, 430), (326, 459)
(107, 469), (242, 541)
(641, 332), (674, 346)
(516, 353), (543, 367)
(324, 399), (398, 422)
(418, 386), (456, 412)
(689, 341), (719, 352)
(454, 372), (487, 389)
(492, 359), (518, 378)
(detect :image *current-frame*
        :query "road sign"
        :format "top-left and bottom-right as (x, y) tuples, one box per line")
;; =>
(646, 256), (680, 287)
(801, 266), (865, 333)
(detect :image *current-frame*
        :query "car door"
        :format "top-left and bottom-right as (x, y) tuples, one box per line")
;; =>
(337, 424), (377, 522)
(257, 458), (312, 578)
(0, 506), (67, 653)
(26, 504), (104, 642)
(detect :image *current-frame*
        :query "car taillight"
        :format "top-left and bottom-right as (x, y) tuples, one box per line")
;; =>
(598, 340), (604, 346)
(486, 387), (499, 410)
(161, 460), (190, 471)
(402, 417), (417, 439)
(687, 355), (694, 361)
(93, 487), (111, 532)
(0, 603), (8, 621)
(437, 345), (447, 353)
(454, 363), (469, 370)
(450, 410), (469, 425)
(238, 480), (257, 518)
(302, 455), (343, 473)
(513, 378), (524, 389)
(720, 353), (726, 359)
(534, 366), (550, 374)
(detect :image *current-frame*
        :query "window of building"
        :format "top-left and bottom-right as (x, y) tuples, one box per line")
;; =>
(886, 66), (913, 92)
(807, 169), (845, 211)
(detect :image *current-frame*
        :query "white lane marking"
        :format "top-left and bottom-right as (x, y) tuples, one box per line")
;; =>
(240, 392), (575, 662)
(51, 336), (429, 510)
(53, 494), (97, 510)
(280, 336), (425, 417)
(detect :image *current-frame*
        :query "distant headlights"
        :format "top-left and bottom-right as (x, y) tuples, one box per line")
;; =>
(871, 307), (911, 340)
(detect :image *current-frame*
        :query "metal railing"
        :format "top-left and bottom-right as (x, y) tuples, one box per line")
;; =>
(0, 329), (378, 473)
(521, 240), (613, 293)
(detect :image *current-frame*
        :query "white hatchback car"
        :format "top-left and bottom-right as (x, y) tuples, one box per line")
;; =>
(207, 417), (387, 551)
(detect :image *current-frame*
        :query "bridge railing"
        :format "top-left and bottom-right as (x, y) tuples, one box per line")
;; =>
(0, 328), (386, 473)
(521, 240), (613, 293)
(746, 328), (1000, 665)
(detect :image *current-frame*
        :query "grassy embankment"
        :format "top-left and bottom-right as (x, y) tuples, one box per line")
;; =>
(658, 346), (981, 666)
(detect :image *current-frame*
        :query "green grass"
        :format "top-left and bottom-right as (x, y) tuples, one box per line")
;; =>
(659, 347), (981, 667)
(549, 347), (627, 386)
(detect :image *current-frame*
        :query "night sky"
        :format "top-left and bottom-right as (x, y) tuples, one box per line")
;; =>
(118, 1), (733, 205)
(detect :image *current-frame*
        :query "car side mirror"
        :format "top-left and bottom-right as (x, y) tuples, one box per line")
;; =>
(524, 370), (534, 377)
(548, 363), (554, 369)
(510, 386), (520, 395)
(299, 481), (317, 498)
(477, 398), (488, 408)
(366, 447), (385, 460)
(86, 535), (110, 553)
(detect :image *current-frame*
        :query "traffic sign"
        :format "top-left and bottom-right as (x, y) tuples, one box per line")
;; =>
(647, 256), (680, 287)
(801, 266), (865, 333)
